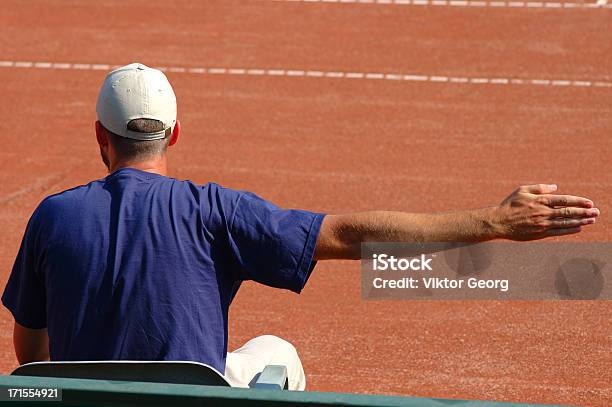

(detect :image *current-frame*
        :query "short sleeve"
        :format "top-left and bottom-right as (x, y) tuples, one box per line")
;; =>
(1, 209), (47, 329)
(227, 191), (325, 293)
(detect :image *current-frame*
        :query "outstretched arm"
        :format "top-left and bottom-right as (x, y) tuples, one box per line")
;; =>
(314, 184), (599, 260)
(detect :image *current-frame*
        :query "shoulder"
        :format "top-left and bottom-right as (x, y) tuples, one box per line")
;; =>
(180, 181), (259, 228)
(33, 179), (106, 223)
(192, 181), (247, 206)
(40, 179), (104, 205)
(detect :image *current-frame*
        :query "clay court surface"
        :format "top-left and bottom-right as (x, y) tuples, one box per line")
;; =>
(1, 0), (611, 405)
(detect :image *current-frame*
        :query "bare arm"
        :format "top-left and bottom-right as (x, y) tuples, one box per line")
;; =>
(314, 184), (599, 260)
(13, 322), (49, 365)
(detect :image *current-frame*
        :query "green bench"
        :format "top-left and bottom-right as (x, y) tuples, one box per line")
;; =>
(10, 360), (288, 390)
(0, 374), (569, 407)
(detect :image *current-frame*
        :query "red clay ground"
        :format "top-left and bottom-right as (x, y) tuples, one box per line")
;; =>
(1, 0), (611, 405)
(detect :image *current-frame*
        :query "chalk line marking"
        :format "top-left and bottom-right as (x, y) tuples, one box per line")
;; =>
(0, 172), (70, 205)
(1, 60), (611, 89)
(268, 0), (612, 8)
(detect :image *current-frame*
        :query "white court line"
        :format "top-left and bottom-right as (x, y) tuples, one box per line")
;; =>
(268, 0), (612, 8)
(1, 60), (611, 89)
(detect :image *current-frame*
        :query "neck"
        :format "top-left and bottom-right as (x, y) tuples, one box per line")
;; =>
(109, 157), (168, 176)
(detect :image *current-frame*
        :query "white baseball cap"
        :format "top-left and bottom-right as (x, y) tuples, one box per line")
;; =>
(96, 63), (177, 141)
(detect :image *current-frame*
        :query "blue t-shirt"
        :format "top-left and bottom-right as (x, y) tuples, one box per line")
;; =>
(2, 168), (324, 373)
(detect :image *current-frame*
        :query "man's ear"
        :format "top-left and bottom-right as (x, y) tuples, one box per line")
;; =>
(95, 121), (108, 147)
(169, 120), (180, 147)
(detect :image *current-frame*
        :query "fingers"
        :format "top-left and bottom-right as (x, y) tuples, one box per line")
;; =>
(548, 217), (597, 228)
(520, 184), (558, 194)
(546, 207), (599, 229)
(541, 195), (594, 208)
(549, 207), (600, 219)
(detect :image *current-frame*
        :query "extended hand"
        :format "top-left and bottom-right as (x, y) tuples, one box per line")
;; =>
(492, 184), (599, 240)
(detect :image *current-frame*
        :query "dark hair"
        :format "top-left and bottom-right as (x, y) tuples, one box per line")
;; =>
(106, 119), (171, 160)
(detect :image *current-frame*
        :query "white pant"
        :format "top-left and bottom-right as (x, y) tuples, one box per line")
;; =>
(224, 335), (306, 391)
